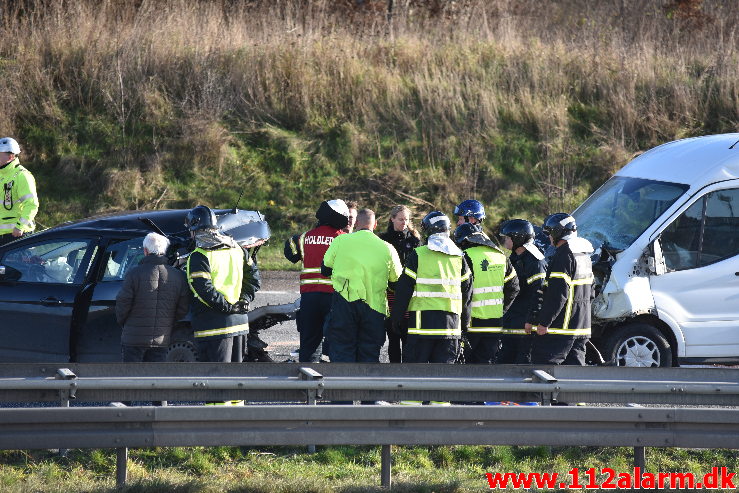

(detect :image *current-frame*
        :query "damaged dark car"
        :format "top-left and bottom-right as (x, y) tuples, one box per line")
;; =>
(0, 209), (291, 363)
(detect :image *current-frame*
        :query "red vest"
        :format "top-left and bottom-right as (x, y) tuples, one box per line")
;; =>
(299, 225), (344, 293)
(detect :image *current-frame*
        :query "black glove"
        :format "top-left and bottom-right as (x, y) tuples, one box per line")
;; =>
(230, 301), (249, 314)
(391, 319), (408, 337)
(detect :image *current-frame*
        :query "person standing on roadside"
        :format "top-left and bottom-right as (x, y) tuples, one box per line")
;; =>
(321, 208), (402, 363)
(379, 205), (421, 363)
(498, 219), (547, 364)
(391, 211), (472, 364)
(186, 205), (261, 363)
(526, 213), (594, 365)
(454, 222), (519, 364)
(0, 137), (38, 246)
(116, 232), (190, 362)
(284, 199), (350, 362)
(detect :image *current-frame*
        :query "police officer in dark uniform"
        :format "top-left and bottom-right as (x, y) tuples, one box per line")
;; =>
(498, 219), (548, 364)
(454, 222), (519, 364)
(526, 213), (594, 365)
(391, 211), (472, 364)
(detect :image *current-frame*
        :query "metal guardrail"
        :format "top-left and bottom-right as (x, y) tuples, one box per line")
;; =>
(1, 363), (739, 488)
(2, 362), (739, 405)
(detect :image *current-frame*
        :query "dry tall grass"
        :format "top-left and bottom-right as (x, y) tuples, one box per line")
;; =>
(0, 0), (736, 225)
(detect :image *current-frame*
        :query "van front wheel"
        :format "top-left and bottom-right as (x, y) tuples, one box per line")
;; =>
(602, 324), (672, 367)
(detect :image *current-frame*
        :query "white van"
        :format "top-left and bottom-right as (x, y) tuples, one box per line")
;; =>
(573, 133), (739, 367)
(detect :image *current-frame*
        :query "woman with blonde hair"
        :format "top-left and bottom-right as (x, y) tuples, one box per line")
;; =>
(379, 205), (421, 363)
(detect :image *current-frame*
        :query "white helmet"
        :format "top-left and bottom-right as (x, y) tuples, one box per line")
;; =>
(0, 137), (21, 155)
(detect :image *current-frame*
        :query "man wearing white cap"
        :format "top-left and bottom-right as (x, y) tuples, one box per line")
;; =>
(0, 137), (38, 246)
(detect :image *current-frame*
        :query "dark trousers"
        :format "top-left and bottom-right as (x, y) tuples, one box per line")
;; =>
(404, 336), (459, 364)
(121, 345), (168, 362)
(531, 335), (588, 365)
(464, 334), (501, 364)
(297, 291), (333, 362)
(497, 334), (534, 364)
(326, 294), (385, 363)
(196, 337), (234, 363)
(384, 319), (405, 363)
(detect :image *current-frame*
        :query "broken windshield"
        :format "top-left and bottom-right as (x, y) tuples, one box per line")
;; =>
(573, 176), (688, 251)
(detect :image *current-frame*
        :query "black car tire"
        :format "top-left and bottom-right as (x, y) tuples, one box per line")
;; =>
(601, 323), (673, 367)
(166, 341), (198, 362)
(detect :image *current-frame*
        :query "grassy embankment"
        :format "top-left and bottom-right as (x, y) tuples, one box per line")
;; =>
(2, 444), (739, 492)
(1, 1), (737, 268)
(0, 1), (738, 490)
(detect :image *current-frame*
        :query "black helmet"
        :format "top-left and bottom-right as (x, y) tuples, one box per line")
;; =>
(453, 222), (482, 246)
(421, 211), (451, 236)
(186, 205), (218, 232)
(454, 199), (486, 222)
(316, 199), (349, 229)
(542, 213), (576, 243)
(500, 219), (535, 249)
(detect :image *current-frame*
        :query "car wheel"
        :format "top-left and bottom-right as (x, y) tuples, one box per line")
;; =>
(166, 341), (198, 362)
(602, 323), (672, 367)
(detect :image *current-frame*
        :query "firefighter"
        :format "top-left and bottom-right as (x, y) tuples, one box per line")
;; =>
(453, 222), (519, 364)
(391, 211), (472, 364)
(186, 205), (261, 363)
(526, 213), (594, 365)
(321, 209), (402, 362)
(454, 199), (485, 226)
(498, 219), (548, 364)
(284, 199), (349, 362)
(0, 137), (38, 246)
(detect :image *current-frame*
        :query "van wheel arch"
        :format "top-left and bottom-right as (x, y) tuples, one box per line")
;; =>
(601, 322), (673, 367)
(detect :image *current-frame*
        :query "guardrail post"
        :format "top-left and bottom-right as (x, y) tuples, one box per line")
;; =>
(532, 369), (557, 405)
(109, 401), (129, 487)
(55, 368), (77, 458)
(116, 447), (128, 486)
(381, 444), (392, 488)
(299, 367), (323, 454)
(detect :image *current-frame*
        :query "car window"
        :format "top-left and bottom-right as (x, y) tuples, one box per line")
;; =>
(660, 187), (739, 271)
(101, 237), (145, 282)
(0, 239), (94, 284)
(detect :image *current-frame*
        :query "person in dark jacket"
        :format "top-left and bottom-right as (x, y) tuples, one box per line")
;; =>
(391, 211), (472, 364)
(454, 223), (519, 364)
(526, 213), (594, 365)
(378, 205), (421, 363)
(499, 219), (548, 364)
(116, 232), (190, 362)
(284, 199), (349, 362)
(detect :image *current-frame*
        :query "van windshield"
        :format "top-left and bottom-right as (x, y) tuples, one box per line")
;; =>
(573, 176), (688, 251)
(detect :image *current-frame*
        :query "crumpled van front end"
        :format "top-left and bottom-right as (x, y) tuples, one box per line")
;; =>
(574, 133), (739, 366)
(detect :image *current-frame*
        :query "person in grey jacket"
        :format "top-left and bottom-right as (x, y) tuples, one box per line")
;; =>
(116, 232), (190, 362)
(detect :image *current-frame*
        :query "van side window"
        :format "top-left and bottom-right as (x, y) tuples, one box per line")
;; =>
(661, 200), (702, 271)
(702, 189), (739, 264)
(661, 188), (739, 271)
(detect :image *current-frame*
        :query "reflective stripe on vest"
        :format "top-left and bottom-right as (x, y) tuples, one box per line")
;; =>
(465, 246), (506, 320)
(407, 310), (461, 337)
(407, 246), (463, 315)
(546, 265), (594, 336)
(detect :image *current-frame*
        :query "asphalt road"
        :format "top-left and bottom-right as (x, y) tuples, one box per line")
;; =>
(253, 270), (393, 363)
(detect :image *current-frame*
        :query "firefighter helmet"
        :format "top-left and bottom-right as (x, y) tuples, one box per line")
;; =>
(500, 219), (535, 249)
(542, 213), (577, 242)
(453, 199), (485, 222)
(316, 199), (349, 229)
(453, 222), (483, 245)
(186, 205), (218, 232)
(421, 211), (451, 236)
